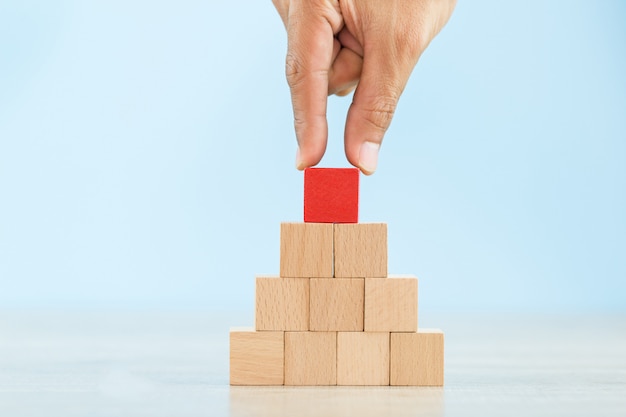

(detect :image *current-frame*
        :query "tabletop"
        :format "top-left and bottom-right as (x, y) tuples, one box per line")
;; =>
(1, 311), (624, 416)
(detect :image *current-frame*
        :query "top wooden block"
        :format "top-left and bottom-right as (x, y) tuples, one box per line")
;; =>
(304, 168), (359, 223)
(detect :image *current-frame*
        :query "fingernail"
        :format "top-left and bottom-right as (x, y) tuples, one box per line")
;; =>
(358, 141), (380, 175)
(295, 147), (306, 170)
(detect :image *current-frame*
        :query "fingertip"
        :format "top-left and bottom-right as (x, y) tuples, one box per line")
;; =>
(295, 140), (326, 171)
(357, 141), (380, 175)
(344, 136), (380, 175)
(295, 147), (306, 170)
(344, 104), (383, 175)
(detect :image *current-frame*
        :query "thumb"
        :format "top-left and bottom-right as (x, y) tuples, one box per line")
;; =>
(343, 46), (415, 175)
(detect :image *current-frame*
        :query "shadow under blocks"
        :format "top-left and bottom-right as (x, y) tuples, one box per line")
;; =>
(230, 168), (444, 386)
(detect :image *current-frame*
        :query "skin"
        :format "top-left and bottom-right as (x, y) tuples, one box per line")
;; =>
(272, 0), (456, 174)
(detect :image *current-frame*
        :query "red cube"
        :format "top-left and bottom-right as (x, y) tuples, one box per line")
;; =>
(304, 168), (359, 223)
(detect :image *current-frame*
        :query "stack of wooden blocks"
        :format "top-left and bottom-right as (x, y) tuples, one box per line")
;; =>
(230, 168), (444, 386)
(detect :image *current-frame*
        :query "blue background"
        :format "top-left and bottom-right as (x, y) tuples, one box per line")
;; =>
(1, 1), (624, 313)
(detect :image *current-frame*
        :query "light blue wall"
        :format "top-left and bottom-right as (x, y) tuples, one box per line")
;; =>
(1, 1), (624, 312)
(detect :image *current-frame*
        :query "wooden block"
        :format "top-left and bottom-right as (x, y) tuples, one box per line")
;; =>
(304, 167), (359, 223)
(285, 331), (337, 385)
(334, 223), (387, 278)
(364, 276), (418, 332)
(310, 278), (364, 331)
(230, 327), (284, 385)
(280, 222), (333, 278)
(337, 332), (390, 386)
(390, 329), (444, 386)
(255, 276), (309, 331)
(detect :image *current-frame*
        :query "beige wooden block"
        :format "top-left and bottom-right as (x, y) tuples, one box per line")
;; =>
(390, 329), (444, 386)
(280, 222), (333, 278)
(334, 223), (387, 278)
(310, 278), (364, 331)
(364, 276), (418, 332)
(337, 332), (390, 386)
(285, 331), (337, 386)
(230, 327), (284, 385)
(255, 276), (309, 331)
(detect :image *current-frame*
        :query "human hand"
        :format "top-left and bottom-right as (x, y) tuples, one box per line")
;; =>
(272, 0), (455, 174)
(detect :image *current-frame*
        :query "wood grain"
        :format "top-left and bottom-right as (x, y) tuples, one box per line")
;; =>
(255, 276), (309, 331)
(310, 278), (364, 331)
(390, 329), (444, 386)
(364, 276), (418, 332)
(334, 223), (387, 278)
(280, 222), (334, 278)
(284, 331), (337, 386)
(229, 327), (284, 385)
(337, 332), (390, 386)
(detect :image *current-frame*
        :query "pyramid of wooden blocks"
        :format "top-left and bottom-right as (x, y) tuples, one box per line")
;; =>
(230, 167), (445, 386)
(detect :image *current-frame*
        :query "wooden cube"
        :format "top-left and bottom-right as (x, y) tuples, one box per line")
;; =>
(364, 276), (418, 332)
(255, 276), (309, 331)
(334, 223), (387, 278)
(230, 327), (284, 385)
(390, 329), (444, 386)
(310, 278), (364, 331)
(304, 167), (359, 223)
(280, 222), (333, 278)
(337, 332), (390, 386)
(285, 331), (337, 385)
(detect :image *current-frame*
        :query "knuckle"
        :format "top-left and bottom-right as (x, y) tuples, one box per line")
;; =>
(293, 115), (306, 131)
(285, 52), (304, 89)
(363, 96), (397, 132)
(285, 51), (328, 90)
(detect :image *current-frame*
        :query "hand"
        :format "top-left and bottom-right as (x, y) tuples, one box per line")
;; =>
(272, 0), (455, 174)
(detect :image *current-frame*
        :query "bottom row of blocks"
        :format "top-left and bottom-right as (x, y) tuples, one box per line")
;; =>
(230, 328), (444, 386)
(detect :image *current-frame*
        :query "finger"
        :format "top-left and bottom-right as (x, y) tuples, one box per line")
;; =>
(332, 38), (341, 63)
(344, 49), (415, 175)
(328, 47), (362, 96)
(337, 27), (363, 58)
(285, 3), (339, 170)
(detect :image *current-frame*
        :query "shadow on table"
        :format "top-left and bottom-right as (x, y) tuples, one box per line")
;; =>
(229, 386), (444, 417)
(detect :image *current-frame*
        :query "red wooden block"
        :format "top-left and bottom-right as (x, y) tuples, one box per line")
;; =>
(304, 168), (359, 223)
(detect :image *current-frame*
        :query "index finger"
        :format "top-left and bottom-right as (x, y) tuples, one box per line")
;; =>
(285, 2), (338, 169)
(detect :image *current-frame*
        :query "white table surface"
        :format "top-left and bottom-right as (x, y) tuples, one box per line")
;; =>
(0, 311), (624, 416)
